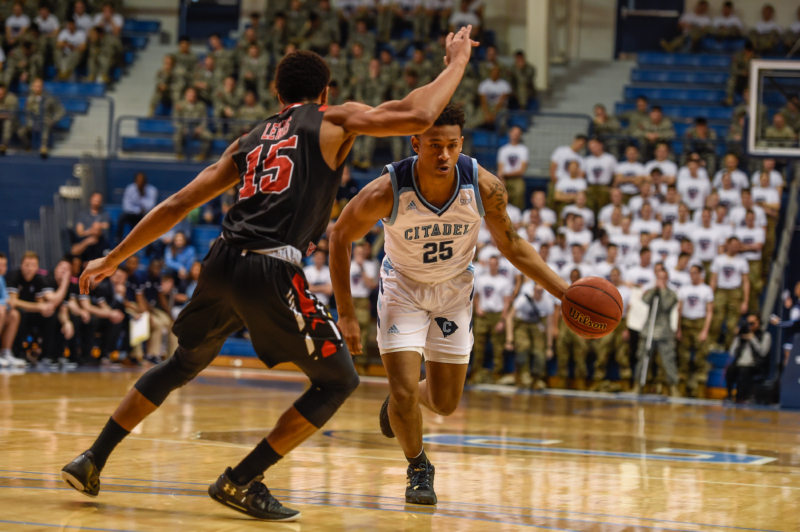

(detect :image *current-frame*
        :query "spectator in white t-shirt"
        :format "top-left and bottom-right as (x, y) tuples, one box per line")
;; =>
(709, 237), (750, 348)
(736, 210), (766, 313)
(73, 0), (93, 33)
(630, 202), (662, 237)
(751, 158), (785, 195)
(303, 249), (333, 306)
(614, 144), (646, 199)
(712, 153), (749, 191)
(661, 0), (712, 52)
(56, 20), (87, 80)
(624, 247), (656, 288)
(560, 190), (595, 228)
(472, 256), (513, 383)
(649, 221), (680, 264)
(583, 137), (617, 214)
(5, 2), (30, 48)
(523, 190), (557, 227)
(93, 3), (124, 38)
(729, 189), (767, 228)
(749, 3), (782, 54)
(715, 172), (742, 210)
(712, 1), (744, 39)
(657, 185), (681, 223)
(497, 125), (529, 210)
(644, 142), (678, 185)
(751, 172), (780, 261)
(585, 230), (610, 265)
(628, 180), (662, 219)
(558, 243), (594, 281)
(691, 207), (725, 274)
(610, 216), (640, 264)
(34, 4), (60, 54)
(554, 160), (587, 214)
(677, 157), (712, 212)
(477, 65), (511, 130)
(550, 134), (587, 183)
(672, 203), (696, 243)
(563, 214), (592, 250)
(524, 219), (555, 251)
(593, 241), (619, 281)
(598, 187), (631, 228)
(449, 0), (480, 36)
(349, 241), (377, 361)
(676, 264), (715, 395)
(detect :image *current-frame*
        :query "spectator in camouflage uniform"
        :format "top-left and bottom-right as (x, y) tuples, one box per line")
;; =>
(509, 50), (535, 111)
(660, 0), (711, 53)
(231, 90), (267, 140)
(347, 42), (370, 87)
(749, 3), (782, 54)
(4, 1), (30, 51)
(191, 55), (223, 106)
(285, 0), (307, 45)
(683, 117), (719, 174)
(34, 3), (60, 63)
(633, 269), (680, 396)
(592, 104), (622, 158)
(17, 77), (64, 157)
(408, 47), (436, 85)
(554, 268), (591, 389)
(724, 41), (756, 106)
(676, 264), (714, 397)
(350, 58), (387, 169)
(3, 40), (42, 85)
(326, 79), (345, 107)
(265, 13), (288, 60)
(505, 280), (555, 390)
(149, 54), (183, 116)
(212, 76), (242, 138)
(634, 105), (676, 159)
(778, 95), (800, 133)
(377, 48), (401, 88)
(172, 86), (212, 161)
(236, 26), (262, 66)
(93, 2), (123, 81)
(238, 43), (269, 102)
(390, 68), (419, 161)
(590, 268), (631, 391)
(619, 95), (649, 136)
(324, 41), (349, 92)
(207, 33), (235, 79)
(302, 12), (336, 55)
(174, 36), (198, 86)
(478, 45), (506, 82)
(0, 82), (19, 154)
(314, 0), (340, 46)
(375, 2), (392, 43)
(763, 112), (797, 148)
(783, 6), (800, 49)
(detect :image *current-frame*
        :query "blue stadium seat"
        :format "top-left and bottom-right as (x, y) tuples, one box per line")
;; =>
(630, 69), (728, 85)
(123, 51), (136, 65)
(706, 368), (726, 388)
(471, 130), (497, 148)
(673, 122), (729, 137)
(105, 204), (122, 224)
(54, 116), (72, 131)
(18, 98), (90, 114)
(19, 81), (106, 97)
(123, 19), (161, 33)
(624, 86), (727, 103)
(191, 225), (221, 257)
(615, 102), (732, 120)
(122, 136), (174, 152)
(637, 52), (731, 69)
(122, 35), (148, 50)
(222, 37), (237, 49)
(699, 37), (746, 53)
(707, 351), (732, 369)
(220, 338), (257, 357)
(138, 118), (175, 135)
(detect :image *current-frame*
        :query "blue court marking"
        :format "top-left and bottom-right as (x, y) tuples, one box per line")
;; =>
(0, 473), (785, 532)
(421, 434), (777, 465)
(0, 519), (140, 532)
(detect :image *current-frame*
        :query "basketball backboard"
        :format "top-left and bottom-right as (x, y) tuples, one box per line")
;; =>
(748, 59), (800, 157)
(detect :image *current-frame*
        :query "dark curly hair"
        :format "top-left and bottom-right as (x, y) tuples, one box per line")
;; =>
(275, 51), (330, 105)
(432, 103), (466, 131)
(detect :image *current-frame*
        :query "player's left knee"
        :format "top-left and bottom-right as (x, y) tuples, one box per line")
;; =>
(430, 396), (459, 416)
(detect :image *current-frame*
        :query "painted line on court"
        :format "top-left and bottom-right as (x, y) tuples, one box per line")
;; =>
(0, 478), (786, 532)
(0, 519), (140, 532)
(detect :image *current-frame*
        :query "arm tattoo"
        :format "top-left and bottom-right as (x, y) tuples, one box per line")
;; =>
(485, 178), (521, 243)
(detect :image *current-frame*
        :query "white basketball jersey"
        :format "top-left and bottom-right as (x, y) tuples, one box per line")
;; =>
(382, 154), (484, 284)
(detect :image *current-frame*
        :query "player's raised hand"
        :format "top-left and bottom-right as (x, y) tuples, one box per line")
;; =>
(444, 25), (479, 67)
(338, 313), (363, 355)
(79, 256), (118, 294)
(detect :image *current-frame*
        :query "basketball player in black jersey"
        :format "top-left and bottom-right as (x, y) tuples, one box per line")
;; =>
(60, 27), (478, 521)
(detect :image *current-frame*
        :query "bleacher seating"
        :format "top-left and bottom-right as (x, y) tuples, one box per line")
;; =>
(636, 52), (731, 69)
(615, 102), (733, 121)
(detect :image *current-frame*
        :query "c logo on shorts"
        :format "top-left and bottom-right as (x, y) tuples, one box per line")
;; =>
(435, 317), (459, 338)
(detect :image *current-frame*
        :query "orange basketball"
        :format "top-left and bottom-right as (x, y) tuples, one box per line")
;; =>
(561, 277), (623, 339)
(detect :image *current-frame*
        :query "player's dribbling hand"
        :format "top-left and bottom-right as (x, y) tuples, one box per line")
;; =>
(338, 313), (362, 355)
(80, 257), (118, 295)
(444, 25), (479, 67)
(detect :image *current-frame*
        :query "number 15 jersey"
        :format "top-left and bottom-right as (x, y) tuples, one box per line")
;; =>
(382, 154), (484, 284)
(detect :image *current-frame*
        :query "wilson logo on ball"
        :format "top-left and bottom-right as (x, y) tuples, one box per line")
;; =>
(568, 308), (608, 330)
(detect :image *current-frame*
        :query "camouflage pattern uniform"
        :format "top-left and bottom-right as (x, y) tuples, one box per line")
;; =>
(510, 62), (536, 110)
(634, 287), (679, 387)
(478, 60), (508, 83)
(377, 59), (402, 90)
(348, 56), (371, 88)
(555, 320), (589, 386)
(172, 98), (212, 158)
(351, 72), (389, 168)
(285, 7), (307, 45)
(513, 317), (548, 384)
(87, 31), (119, 83)
(472, 312), (506, 382)
(634, 117), (676, 158)
(191, 65), (223, 105)
(452, 74), (481, 129)
(779, 105), (800, 133)
(238, 51), (270, 102)
(390, 77), (417, 161)
(266, 26), (288, 60)
(0, 89), (19, 147)
(682, 126), (719, 174)
(593, 115), (622, 158)
(211, 83), (242, 138)
(231, 102), (267, 140)
(17, 92), (65, 149)
(408, 58), (436, 85)
(349, 30), (377, 58)
(726, 50), (755, 103)
(325, 54), (350, 92)
(749, 27), (780, 54)
(592, 316), (631, 384)
(376, 3), (392, 42)
(3, 45), (44, 85)
(763, 124), (797, 148)
(149, 63), (184, 115)
(174, 49), (198, 87)
(618, 109), (649, 136)
(679, 318), (711, 395)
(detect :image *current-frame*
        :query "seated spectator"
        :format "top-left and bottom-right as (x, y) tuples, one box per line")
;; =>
(17, 77), (64, 158)
(285, 0), (307, 44)
(449, 0), (480, 37)
(478, 45), (506, 82)
(644, 142), (678, 185)
(592, 104), (622, 157)
(91, 2), (123, 83)
(304, 249), (333, 307)
(509, 50), (536, 110)
(634, 106), (675, 160)
(119, 172), (158, 242)
(56, 19), (86, 81)
(149, 54), (182, 116)
(72, 192), (110, 262)
(749, 3), (782, 54)
(661, 0), (712, 52)
(676, 155), (712, 212)
(712, 1), (743, 40)
(713, 153), (749, 191)
(34, 3), (59, 59)
(212, 75), (243, 124)
(763, 112), (797, 148)
(630, 203), (662, 237)
(523, 191), (557, 227)
(496, 125), (529, 210)
(778, 95), (800, 133)
(239, 43), (269, 101)
(4, 39), (43, 86)
(726, 314), (771, 402)
(619, 95), (649, 135)
(599, 188), (631, 228)
(236, 26), (262, 64)
(171, 261), (201, 319)
(164, 231), (197, 280)
(192, 55), (222, 106)
(691, 207), (725, 273)
(628, 179), (662, 219)
(729, 189), (767, 228)
(232, 89), (268, 139)
(79, 276), (125, 364)
(173, 86), (213, 161)
(683, 117), (718, 174)
(554, 160), (587, 215)
(477, 65), (511, 131)
(72, 0), (92, 33)
(561, 191), (594, 228)
(377, 48), (401, 88)
(4, 1), (31, 50)
(389, 69), (419, 161)
(783, 6), (800, 48)
(0, 252), (23, 368)
(208, 33), (234, 79)
(658, 185), (681, 223)
(0, 83), (18, 155)
(724, 40), (757, 106)
(751, 157), (784, 194)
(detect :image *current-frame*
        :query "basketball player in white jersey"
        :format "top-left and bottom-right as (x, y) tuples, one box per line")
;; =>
(329, 104), (569, 505)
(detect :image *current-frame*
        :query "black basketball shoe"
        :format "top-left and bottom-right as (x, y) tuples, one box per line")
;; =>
(208, 467), (301, 521)
(61, 451), (100, 497)
(406, 461), (437, 505)
(379, 395), (394, 438)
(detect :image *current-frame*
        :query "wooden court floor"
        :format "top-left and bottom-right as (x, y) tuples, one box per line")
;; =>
(0, 367), (798, 532)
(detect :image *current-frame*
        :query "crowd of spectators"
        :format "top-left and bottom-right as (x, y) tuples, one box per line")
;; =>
(159, 0), (536, 161)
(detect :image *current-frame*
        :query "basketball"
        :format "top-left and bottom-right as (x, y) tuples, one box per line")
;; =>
(562, 277), (623, 339)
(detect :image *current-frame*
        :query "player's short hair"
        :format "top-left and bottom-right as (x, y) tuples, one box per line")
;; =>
(275, 51), (331, 105)
(432, 103), (466, 131)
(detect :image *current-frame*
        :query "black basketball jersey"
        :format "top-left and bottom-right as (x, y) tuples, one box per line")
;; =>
(222, 103), (345, 253)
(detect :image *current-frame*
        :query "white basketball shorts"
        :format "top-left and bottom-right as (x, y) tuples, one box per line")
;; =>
(377, 262), (474, 364)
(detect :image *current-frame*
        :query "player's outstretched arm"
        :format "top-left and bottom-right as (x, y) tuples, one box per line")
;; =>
(323, 26), (478, 139)
(478, 166), (569, 301)
(79, 141), (241, 294)
(329, 175), (394, 355)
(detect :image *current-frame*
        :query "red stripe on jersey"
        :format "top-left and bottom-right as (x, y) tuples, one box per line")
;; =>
(318, 105), (328, 112)
(291, 273), (317, 317)
(321, 340), (337, 358)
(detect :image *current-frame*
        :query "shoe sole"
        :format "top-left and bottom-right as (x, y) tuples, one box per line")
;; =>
(405, 495), (438, 505)
(61, 470), (97, 498)
(208, 484), (301, 522)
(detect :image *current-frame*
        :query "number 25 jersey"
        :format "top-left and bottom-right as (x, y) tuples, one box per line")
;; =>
(382, 154), (484, 284)
(222, 103), (345, 253)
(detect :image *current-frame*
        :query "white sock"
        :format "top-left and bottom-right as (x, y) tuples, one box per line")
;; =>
(0, 349), (11, 357)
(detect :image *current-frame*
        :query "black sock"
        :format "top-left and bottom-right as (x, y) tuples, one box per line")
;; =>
(88, 417), (130, 472)
(406, 448), (428, 466)
(229, 438), (283, 486)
